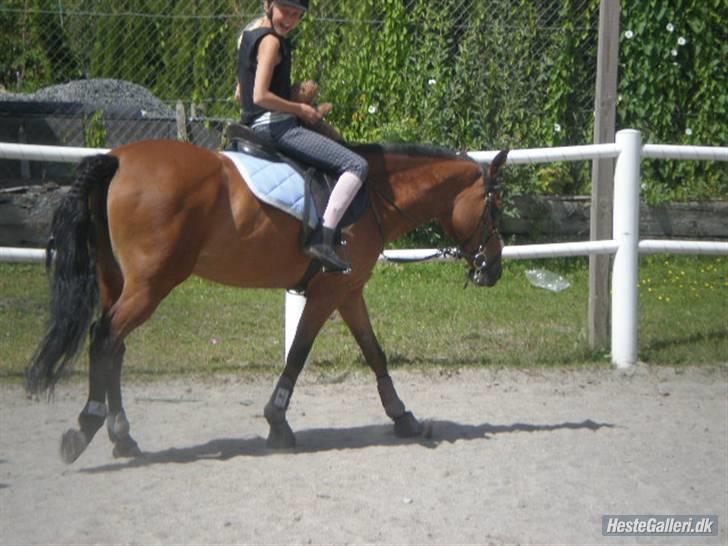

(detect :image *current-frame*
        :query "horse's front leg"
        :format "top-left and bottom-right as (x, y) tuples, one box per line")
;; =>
(338, 293), (423, 438)
(264, 295), (334, 449)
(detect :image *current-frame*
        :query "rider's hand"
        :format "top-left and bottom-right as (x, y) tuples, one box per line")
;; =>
(298, 103), (323, 126)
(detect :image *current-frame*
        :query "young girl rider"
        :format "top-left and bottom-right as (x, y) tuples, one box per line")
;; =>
(238, 0), (368, 273)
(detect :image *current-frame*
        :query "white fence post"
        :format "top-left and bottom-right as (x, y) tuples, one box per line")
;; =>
(284, 291), (307, 363)
(611, 129), (642, 368)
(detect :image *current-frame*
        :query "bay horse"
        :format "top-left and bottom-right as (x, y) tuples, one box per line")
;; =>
(25, 139), (508, 463)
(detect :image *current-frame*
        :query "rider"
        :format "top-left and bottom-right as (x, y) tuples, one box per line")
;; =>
(238, 0), (368, 273)
(234, 1), (268, 103)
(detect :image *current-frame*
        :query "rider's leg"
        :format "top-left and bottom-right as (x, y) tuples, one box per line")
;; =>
(303, 170), (364, 271)
(322, 171), (363, 229)
(270, 123), (369, 272)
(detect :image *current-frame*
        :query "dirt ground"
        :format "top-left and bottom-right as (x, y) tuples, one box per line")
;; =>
(1, 365), (726, 545)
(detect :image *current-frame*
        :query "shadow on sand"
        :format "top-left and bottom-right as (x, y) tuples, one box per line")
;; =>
(80, 418), (613, 474)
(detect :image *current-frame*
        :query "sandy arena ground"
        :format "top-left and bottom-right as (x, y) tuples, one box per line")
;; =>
(1, 365), (726, 545)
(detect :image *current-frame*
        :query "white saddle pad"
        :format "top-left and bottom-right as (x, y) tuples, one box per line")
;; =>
(222, 150), (318, 228)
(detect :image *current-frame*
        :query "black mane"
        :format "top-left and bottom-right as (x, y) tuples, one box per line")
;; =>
(350, 142), (467, 161)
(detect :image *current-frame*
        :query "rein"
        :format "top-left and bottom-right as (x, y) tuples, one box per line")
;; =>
(370, 186), (459, 263)
(369, 185), (417, 241)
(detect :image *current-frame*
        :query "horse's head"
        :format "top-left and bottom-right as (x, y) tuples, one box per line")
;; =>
(443, 150), (509, 287)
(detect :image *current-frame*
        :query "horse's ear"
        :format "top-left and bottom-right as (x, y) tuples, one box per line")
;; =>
(489, 149), (509, 179)
(487, 149), (509, 189)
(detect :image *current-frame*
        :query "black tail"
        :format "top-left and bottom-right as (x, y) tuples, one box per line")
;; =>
(25, 154), (119, 395)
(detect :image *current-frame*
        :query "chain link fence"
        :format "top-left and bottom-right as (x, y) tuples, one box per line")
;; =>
(1, 0), (600, 184)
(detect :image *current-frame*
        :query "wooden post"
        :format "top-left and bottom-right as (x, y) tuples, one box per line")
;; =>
(18, 124), (31, 180)
(589, 0), (620, 349)
(176, 100), (188, 142)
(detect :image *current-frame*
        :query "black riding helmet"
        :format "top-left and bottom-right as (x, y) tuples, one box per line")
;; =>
(270, 0), (308, 11)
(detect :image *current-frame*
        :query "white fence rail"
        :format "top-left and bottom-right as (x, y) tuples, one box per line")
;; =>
(0, 248), (47, 263)
(0, 142), (111, 162)
(2, 130), (727, 369)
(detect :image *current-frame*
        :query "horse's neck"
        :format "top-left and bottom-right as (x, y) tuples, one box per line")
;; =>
(371, 154), (481, 242)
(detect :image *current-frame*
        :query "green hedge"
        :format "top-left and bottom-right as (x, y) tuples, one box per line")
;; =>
(618, 0), (727, 202)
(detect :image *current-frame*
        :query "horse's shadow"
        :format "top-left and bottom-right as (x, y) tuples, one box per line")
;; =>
(80, 418), (613, 474)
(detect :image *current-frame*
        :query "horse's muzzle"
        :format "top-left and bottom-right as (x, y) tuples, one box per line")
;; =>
(468, 257), (502, 287)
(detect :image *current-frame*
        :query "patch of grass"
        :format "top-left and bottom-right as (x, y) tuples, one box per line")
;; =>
(120, 277), (285, 376)
(0, 264), (49, 378)
(0, 255), (725, 382)
(358, 258), (596, 368)
(639, 255), (728, 364)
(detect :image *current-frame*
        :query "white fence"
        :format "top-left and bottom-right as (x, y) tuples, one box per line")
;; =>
(2, 129), (727, 369)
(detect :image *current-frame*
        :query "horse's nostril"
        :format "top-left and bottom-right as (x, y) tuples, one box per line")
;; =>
(482, 264), (502, 287)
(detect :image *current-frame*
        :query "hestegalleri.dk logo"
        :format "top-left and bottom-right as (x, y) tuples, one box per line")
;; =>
(602, 515), (718, 536)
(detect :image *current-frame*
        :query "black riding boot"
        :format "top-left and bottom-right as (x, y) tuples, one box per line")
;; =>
(305, 226), (350, 273)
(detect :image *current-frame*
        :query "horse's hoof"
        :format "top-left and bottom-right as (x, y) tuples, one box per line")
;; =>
(60, 428), (88, 464)
(267, 422), (296, 450)
(112, 436), (142, 459)
(394, 411), (423, 438)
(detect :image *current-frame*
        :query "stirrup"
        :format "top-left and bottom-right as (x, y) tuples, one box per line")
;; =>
(304, 225), (350, 273)
(323, 263), (352, 275)
(304, 244), (351, 274)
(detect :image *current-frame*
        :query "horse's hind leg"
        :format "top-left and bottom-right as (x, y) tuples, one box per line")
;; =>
(338, 293), (423, 438)
(105, 339), (140, 458)
(100, 263), (139, 457)
(59, 248), (122, 464)
(59, 314), (131, 464)
(60, 279), (165, 463)
(101, 281), (169, 458)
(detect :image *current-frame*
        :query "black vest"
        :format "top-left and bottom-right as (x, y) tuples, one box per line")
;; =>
(238, 27), (292, 125)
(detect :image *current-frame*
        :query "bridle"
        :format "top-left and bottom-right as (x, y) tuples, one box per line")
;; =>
(451, 162), (504, 286)
(455, 176), (502, 284)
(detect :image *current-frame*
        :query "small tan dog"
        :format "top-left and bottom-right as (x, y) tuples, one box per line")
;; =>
(290, 79), (342, 142)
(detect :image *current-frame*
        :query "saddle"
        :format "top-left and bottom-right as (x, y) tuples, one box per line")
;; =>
(223, 123), (369, 290)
